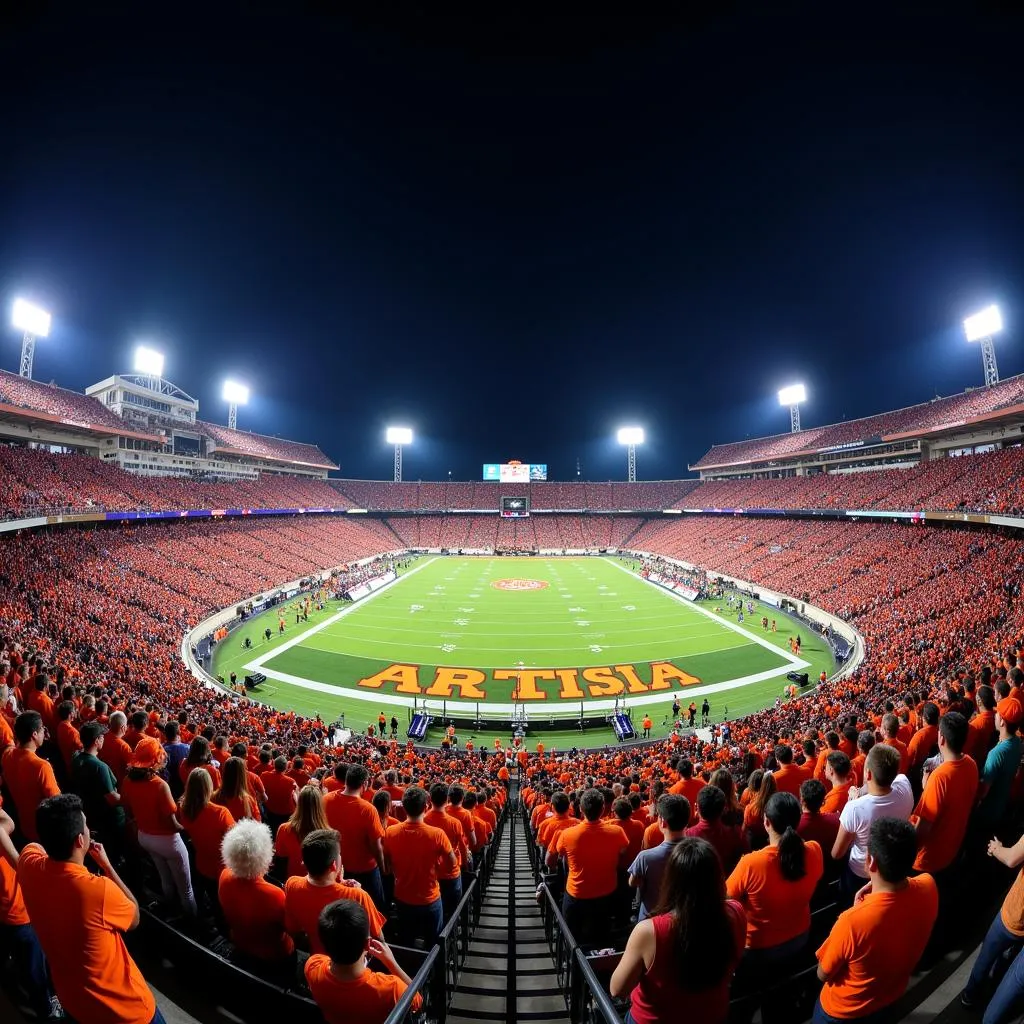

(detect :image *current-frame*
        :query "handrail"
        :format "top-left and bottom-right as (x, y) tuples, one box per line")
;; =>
(383, 945), (441, 1024)
(573, 948), (624, 1024)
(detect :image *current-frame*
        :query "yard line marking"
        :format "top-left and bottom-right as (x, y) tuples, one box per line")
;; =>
(242, 556), (438, 672)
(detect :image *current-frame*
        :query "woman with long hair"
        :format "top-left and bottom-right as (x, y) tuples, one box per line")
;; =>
(213, 756), (261, 821)
(120, 737), (198, 916)
(726, 791), (823, 986)
(610, 837), (746, 1023)
(274, 785), (328, 878)
(742, 770), (777, 850)
(709, 768), (743, 828)
(179, 735), (221, 790)
(178, 767), (235, 908)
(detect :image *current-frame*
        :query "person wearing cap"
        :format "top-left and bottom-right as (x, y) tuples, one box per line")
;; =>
(976, 697), (1024, 828)
(71, 720), (126, 856)
(119, 737), (197, 916)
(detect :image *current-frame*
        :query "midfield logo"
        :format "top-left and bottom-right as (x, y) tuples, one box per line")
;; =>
(491, 578), (550, 591)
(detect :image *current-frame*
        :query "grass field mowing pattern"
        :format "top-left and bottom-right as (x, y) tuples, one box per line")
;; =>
(256, 557), (794, 703)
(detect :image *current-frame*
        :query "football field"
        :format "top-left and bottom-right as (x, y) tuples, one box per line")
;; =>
(211, 556), (833, 743)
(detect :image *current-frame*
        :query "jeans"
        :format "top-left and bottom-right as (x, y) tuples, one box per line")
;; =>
(439, 875), (463, 923)
(561, 892), (614, 946)
(0, 921), (53, 1014)
(395, 898), (444, 948)
(348, 868), (386, 913)
(965, 912), (1023, 1003)
(734, 930), (809, 991)
(812, 997), (888, 1024)
(138, 830), (198, 916)
(984, 943), (1024, 1024)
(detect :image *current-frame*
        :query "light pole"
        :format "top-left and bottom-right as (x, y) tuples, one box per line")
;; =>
(222, 380), (250, 430)
(964, 304), (1003, 387)
(134, 345), (165, 391)
(12, 299), (51, 379)
(778, 383), (807, 433)
(386, 427), (413, 482)
(617, 427), (644, 483)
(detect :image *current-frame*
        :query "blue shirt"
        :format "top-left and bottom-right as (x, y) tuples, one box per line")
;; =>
(629, 839), (682, 920)
(980, 736), (1023, 824)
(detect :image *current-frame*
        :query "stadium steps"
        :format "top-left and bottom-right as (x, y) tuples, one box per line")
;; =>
(448, 807), (569, 1024)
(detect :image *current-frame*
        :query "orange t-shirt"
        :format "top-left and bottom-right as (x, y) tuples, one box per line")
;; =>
(99, 735), (132, 784)
(384, 821), (453, 905)
(304, 954), (421, 1024)
(913, 755), (979, 872)
(821, 781), (853, 815)
(447, 805), (478, 851)
(324, 792), (387, 874)
(883, 738), (909, 776)
(274, 821), (306, 878)
(537, 813), (575, 851)
(772, 764), (804, 798)
(56, 719), (83, 771)
(120, 775), (177, 836)
(667, 778), (702, 823)
(642, 820), (663, 850)
(0, 848), (29, 925)
(261, 770), (298, 816)
(1, 746), (61, 841)
(424, 808), (468, 876)
(284, 877), (386, 951)
(17, 845), (155, 1023)
(616, 816), (646, 865)
(179, 802), (235, 879)
(817, 875), (938, 1018)
(726, 842), (824, 949)
(0, 715), (14, 753)
(218, 870), (294, 961)
(907, 725), (938, 770)
(179, 761), (222, 790)
(552, 820), (629, 899)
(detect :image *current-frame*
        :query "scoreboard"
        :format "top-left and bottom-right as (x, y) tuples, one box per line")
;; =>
(483, 463), (547, 481)
(500, 496), (530, 518)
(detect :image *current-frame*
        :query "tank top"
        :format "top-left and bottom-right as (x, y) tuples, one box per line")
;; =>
(629, 900), (746, 1024)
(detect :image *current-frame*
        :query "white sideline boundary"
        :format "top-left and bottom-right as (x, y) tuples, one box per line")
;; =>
(242, 554), (809, 715)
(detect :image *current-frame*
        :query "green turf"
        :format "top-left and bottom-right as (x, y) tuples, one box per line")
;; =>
(211, 555), (835, 745)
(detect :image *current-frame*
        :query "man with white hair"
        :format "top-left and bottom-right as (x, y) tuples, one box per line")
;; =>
(219, 819), (295, 969)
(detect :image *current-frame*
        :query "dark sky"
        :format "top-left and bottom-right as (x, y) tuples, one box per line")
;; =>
(2, 4), (1023, 481)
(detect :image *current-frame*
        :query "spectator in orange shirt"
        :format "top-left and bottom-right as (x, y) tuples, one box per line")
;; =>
(275, 785), (329, 879)
(771, 744), (804, 797)
(177, 768), (234, 910)
(913, 711), (979, 875)
(686, 786), (747, 875)
(99, 710), (132, 785)
(741, 770), (776, 850)
(667, 759), (702, 823)
(614, 797), (646, 866)
(120, 737), (197, 917)
(815, 817), (938, 1022)
(1, 711), (60, 842)
(0, 803), (59, 1019)
(446, 785), (478, 868)
(324, 764), (387, 911)
(850, 730), (874, 788)
(178, 736), (222, 793)
(284, 828), (385, 951)
(798, 779), (841, 870)
(3, 793), (162, 1024)
(464, 791), (492, 851)
(822, 752), (854, 815)
(261, 755), (300, 833)
(424, 783), (469, 921)
(546, 788), (629, 940)
(304, 901), (421, 1024)
(54, 700), (82, 777)
(213, 756), (261, 821)
(965, 684), (998, 767)
(906, 702), (940, 782)
(219, 818), (295, 973)
(727, 791), (824, 986)
(383, 787), (456, 947)
(537, 791), (575, 854)
(287, 756), (311, 789)
(880, 715), (909, 776)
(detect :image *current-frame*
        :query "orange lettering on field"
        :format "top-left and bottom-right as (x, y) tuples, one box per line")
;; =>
(492, 668), (553, 700)
(614, 664), (650, 694)
(358, 663), (422, 694)
(424, 667), (487, 699)
(554, 668), (586, 699)
(648, 661), (701, 691)
(583, 666), (624, 698)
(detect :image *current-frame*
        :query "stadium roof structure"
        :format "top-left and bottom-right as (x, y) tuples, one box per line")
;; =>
(0, 368), (163, 443)
(691, 372), (1024, 472)
(195, 420), (338, 471)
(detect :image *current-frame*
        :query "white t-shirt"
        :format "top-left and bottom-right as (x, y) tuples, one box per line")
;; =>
(839, 774), (914, 878)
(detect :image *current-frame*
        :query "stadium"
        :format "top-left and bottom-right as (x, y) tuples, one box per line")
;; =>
(3, 311), (1024, 1024)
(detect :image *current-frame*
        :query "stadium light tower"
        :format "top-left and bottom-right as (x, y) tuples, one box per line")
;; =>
(134, 345), (165, 392)
(964, 304), (1003, 387)
(386, 426), (413, 482)
(617, 427), (644, 483)
(778, 383), (807, 432)
(222, 380), (249, 430)
(11, 298), (51, 379)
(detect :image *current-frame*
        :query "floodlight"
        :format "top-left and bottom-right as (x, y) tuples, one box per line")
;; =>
(386, 426), (413, 445)
(12, 298), (51, 338)
(778, 383), (807, 407)
(222, 380), (250, 405)
(964, 304), (1002, 342)
(134, 345), (164, 378)
(617, 427), (644, 445)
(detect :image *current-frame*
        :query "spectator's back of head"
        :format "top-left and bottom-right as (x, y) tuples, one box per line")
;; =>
(580, 788), (605, 821)
(939, 711), (968, 755)
(657, 794), (690, 832)
(402, 786), (428, 819)
(866, 744), (900, 788)
(697, 785), (725, 823)
(800, 778), (826, 813)
(867, 817), (917, 883)
(301, 828), (341, 877)
(318, 900), (368, 966)
(37, 794), (86, 861)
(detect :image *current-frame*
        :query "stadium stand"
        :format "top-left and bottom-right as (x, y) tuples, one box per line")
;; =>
(195, 421), (336, 471)
(0, 368), (142, 435)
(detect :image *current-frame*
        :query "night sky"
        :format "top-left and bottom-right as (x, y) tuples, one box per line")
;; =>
(2, 6), (1023, 481)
